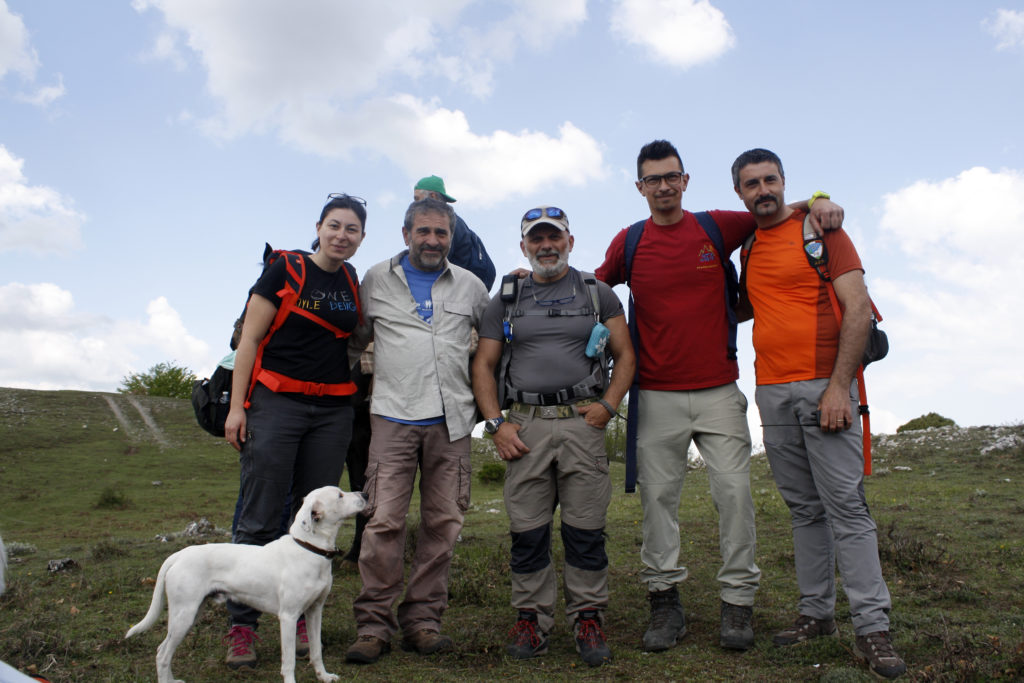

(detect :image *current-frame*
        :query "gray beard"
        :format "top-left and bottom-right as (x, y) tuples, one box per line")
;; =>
(528, 251), (569, 279)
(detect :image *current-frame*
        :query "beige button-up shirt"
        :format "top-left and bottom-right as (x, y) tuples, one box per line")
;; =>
(355, 251), (489, 441)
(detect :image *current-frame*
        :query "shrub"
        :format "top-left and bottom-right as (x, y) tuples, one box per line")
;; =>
(118, 361), (196, 399)
(477, 461), (506, 484)
(95, 487), (131, 510)
(897, 412), (957, 433)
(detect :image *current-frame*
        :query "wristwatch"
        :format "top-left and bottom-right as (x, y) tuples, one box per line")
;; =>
(483, 416), (505, 434)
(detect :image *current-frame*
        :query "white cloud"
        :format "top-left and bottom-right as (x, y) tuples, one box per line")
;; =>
(455, 0), (588, 96)
(983, 9), (1024, 50)
(0, 1), (64, 107)
(134, 0), (472, 135)
(14, 73), (65, 107)
(0, 145), (86, 254)
(0, 284), (211, 391)
(0, 0), (38, 81)
(609, 0), (735, 68)
(873, 167), (1024, 404)
(133, 0), (603, 202)
(278, 94), (606, 206)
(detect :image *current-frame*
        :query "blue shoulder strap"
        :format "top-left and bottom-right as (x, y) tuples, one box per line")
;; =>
(622, 220), (645, 493)
(619, 214), (738, 493)
(692, 211), (739, 362)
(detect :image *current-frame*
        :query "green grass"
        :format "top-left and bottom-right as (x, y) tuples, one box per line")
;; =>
(1, 387), (1023, 681)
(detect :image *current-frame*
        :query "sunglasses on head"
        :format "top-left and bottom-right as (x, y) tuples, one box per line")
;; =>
(523, 206), (566, 222)
(324, 193), (367, 206)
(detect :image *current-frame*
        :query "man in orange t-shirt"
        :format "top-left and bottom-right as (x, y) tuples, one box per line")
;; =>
(732, 148), (905, 680)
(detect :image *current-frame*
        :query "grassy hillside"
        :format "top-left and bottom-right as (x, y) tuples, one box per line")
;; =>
(0, 388), (1022, 681)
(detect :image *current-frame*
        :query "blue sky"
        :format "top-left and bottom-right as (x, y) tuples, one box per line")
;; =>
(1, 0), (1022, 438)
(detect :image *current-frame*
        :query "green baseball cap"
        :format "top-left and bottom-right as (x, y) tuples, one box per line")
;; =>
(414, 175), (456, 203)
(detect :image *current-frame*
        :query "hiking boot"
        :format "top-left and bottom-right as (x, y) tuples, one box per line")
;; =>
(720, 601), (755, 651)
(507, 610), (549, 659)
(295, 618), (309, 658)
(854, 631), (907, 679)
(574, 610), (612, 667)
(345, 634), (391, 664)
(642, 587), (686, 651)
(223, 624), (259, 669)
(772, 614), (838, 646)
(401, 628), (454, 655)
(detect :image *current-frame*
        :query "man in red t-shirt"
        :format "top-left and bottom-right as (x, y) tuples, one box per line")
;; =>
(596, 140), (844, 653)
(733, 148), (905, 679)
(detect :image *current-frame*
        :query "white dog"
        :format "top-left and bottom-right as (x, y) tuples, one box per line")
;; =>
(126, 486), (366, 683)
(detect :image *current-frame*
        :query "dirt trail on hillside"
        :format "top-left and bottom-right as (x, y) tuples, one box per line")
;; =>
(102, 395), (170, 447)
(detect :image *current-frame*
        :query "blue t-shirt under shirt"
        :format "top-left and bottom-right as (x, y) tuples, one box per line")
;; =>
(387, 254), (445, 426)
(402, 254), (443, 325)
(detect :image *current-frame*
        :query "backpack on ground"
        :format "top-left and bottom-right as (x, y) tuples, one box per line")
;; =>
(621, 212), (736, 493)
(189, 243), (360, 436)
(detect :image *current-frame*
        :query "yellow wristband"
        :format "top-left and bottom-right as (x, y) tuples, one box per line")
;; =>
(808, 191), (830, 210)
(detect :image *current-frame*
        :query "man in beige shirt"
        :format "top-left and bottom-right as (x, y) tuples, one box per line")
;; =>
(346, 197), (489, 664)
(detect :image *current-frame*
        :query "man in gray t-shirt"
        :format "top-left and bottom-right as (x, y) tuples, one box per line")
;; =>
(472, 206), (634, 668)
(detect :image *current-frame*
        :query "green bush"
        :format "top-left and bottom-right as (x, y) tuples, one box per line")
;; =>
(118, 361), (196, 399)
(95, 487), (131, 510)
(897, 412), (957, 433)
(477, 461), (505, 484)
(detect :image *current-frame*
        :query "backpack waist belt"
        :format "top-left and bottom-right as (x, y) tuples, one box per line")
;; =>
(507, 366), (604, 406)
(256, 368), (357, 397)
(510, 398), (597, 419)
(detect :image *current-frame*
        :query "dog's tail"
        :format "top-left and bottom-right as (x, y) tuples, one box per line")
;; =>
(124, 553), (173, 639)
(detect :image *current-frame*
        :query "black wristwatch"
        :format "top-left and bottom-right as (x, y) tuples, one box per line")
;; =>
(483, 416), (505, 434)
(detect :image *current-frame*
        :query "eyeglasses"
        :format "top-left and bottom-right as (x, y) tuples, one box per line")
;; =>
(639, 172), (684, 188)
(532, 281), (576, 306)
(523, 206), (567, 222)
(324, 193), (367, 206)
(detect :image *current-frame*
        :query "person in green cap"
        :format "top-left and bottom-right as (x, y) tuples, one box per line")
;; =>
(414, 175), (495, 290)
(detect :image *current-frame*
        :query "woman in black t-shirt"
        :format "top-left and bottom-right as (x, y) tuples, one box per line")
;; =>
(221, 193), (367, 662)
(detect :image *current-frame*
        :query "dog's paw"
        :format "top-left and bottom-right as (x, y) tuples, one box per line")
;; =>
(316, 674), (338, 683)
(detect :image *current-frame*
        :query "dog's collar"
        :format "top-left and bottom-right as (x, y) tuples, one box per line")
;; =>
(293, 538), (341, 559)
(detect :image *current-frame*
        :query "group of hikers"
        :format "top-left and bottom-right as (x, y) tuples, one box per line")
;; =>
(218, 139), (906, 679)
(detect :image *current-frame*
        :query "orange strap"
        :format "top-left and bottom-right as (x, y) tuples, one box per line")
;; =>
(245, 252), (361, 408)
(254, 368), (357, 397)
(822, 282), (872, 475)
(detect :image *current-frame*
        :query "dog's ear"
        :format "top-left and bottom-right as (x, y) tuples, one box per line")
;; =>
(299, 500), (324, 533)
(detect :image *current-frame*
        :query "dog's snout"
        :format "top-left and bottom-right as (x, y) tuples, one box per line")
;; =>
(358, 491), (368, 502)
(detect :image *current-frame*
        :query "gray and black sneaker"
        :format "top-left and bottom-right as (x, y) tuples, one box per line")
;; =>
(854, 631), (906, 679)
(574, 609), (612, 667)
(772, 614), (838, 646)
(507, 610), (548, 659)
(720, 601), (754, 650)
(642, 587), (686, 651)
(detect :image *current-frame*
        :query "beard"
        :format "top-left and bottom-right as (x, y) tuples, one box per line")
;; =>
(528, 248), (570, 279)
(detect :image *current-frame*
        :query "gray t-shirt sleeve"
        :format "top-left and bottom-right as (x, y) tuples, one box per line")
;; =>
(479, 293), (506, 340)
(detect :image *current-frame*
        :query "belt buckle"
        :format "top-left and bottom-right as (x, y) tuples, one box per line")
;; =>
(538, 405), (559, 419)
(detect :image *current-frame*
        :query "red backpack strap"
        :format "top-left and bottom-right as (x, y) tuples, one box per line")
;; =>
(245, 251), (305, 407)
(821, 282), (872, 475)
(803, 216), (872, 474)
(245, 252), (359, 407)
